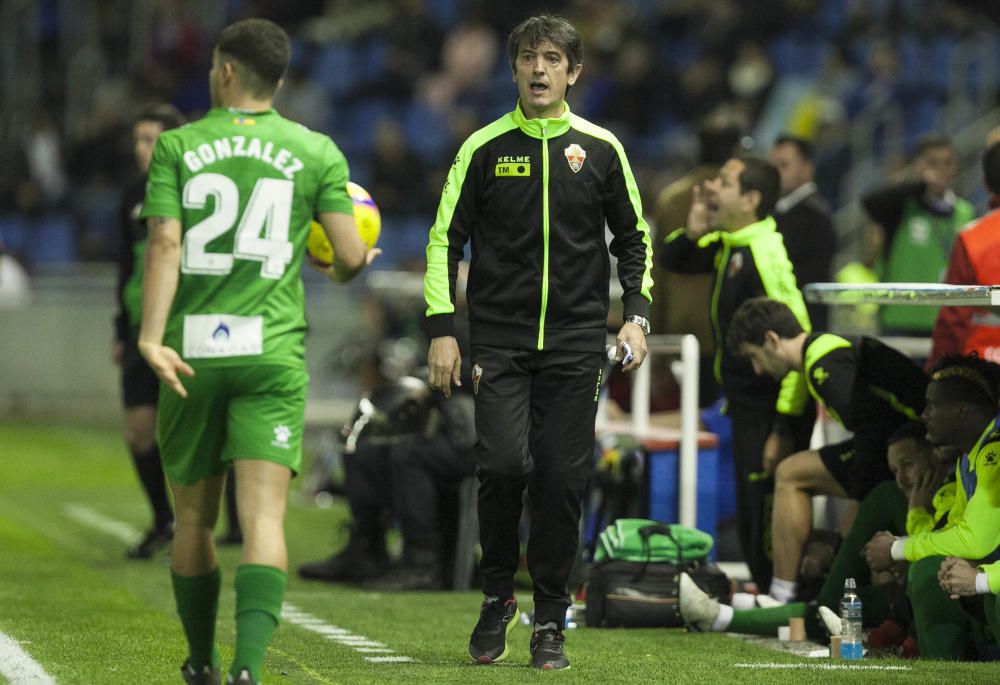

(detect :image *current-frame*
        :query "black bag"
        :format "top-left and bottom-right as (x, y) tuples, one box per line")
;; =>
(586, 559), (729, 628)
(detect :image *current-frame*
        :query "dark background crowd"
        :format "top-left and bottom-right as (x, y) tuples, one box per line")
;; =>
(2, 0), (1000, 269)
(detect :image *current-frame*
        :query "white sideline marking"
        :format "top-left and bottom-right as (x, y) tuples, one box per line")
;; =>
(735, 663), (911, 671)
(0, 632), (57, 684)
(64, 504), (140, 544)
(282, 603), (415, 664)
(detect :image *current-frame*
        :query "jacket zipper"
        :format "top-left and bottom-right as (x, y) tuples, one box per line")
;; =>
(537, 128), (550, 350)
(711, 242), (730, 383)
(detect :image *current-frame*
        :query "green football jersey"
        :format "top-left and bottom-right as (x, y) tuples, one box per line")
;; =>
(141, 107), (353, 366)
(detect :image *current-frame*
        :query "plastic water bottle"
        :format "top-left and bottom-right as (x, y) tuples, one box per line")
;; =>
(839, 577), (863, 659)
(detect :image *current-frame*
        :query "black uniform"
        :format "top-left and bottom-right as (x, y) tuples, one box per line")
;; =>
(803, 333), (927, 499)
(115, 177), (160, 408)
(773, 182), (836, 330)
(660, 217), (812, 589)
(424, 102), (653, 628)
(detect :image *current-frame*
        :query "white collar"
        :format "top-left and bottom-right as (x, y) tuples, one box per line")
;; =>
(775, 181), (818, 214)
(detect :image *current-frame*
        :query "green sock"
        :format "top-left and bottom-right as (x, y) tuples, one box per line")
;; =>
(171, 567), (221, 670)
(728, 601), (806, 637)
(231, 564), (287, 683)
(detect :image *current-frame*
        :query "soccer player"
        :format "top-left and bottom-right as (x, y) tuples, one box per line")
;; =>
(423, 14), (652, 670)
(726, 296), (926, 603)
(113, 104), (184, 559)
(138, 19), (378, 685)
(659, 156), (812, 592)
(863, 354), (1000, 660)
(679, 423), (950, 640)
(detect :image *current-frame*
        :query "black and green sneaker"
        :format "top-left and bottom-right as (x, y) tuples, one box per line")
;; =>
(180, 661), (220, 685)
(469, 597), (519, 664)
(530, 628), (570, 670)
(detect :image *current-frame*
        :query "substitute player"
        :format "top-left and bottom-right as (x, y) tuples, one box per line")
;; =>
(139, 19), (378, 685)
(113, 104), (184, 560)
(726, 296), (927, 603)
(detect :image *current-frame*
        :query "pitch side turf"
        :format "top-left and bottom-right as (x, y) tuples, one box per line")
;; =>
(0, 420), (996, 684)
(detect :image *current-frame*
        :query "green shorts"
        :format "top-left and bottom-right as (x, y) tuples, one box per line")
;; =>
(157, 364), (308, 485)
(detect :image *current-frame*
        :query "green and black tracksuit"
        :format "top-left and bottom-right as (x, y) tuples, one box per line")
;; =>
(423, 101), (652, 628)
(660, 217), (811, 589)
(803, 333), (927, 499)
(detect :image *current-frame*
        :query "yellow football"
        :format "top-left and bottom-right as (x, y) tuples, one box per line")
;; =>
(307, 182), (381, 266)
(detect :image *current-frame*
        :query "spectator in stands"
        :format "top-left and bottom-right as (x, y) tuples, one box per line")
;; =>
(113, 104), (185, 559)
(864, 354), (1000, 660)
(727, 297), (926, 604)
(298, 377), (475, 590)
(862, 134), (974, 337)
(660, 156), (812, 592)
(680, 423), (950, 644)
(928, 141), (1000, 368)
(768, 134), (836, 329)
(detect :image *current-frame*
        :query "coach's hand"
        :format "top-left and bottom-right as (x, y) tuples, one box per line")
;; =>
(138, 341), (195, 399)
(617, 323), (647, 372)
(862, 531), (896, 572)
(428, 336), (461, 398)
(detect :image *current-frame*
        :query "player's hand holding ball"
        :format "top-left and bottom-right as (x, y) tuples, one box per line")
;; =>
(307, 182), (381, 276)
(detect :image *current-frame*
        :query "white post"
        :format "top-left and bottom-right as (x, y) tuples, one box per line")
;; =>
(678, 334), (700, 528)
(631, 350), (651, 434)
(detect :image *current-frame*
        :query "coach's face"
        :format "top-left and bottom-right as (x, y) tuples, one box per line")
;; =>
(513, 38), (581, 119)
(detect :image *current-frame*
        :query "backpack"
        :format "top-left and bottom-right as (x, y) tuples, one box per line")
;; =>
(586, 519), (729, 628)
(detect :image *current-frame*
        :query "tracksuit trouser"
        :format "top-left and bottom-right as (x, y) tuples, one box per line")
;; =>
(471, 345), (602, 629)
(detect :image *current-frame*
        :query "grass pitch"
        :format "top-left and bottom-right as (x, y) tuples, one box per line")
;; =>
(0, 420), (996, 684)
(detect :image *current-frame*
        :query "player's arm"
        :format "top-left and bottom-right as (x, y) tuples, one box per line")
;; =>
(900, 449), (1000, 561)
(138, 216), (194, 398)
(316, 210), (375, 283)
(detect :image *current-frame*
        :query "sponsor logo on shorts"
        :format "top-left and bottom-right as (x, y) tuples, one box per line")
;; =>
(272, 424), (292, 449)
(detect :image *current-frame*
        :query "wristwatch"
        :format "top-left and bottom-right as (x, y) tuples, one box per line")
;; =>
(623, 314), (650, 336)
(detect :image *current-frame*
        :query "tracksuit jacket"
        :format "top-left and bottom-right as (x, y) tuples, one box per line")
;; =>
(423, 102), (653, 353)
(895, 413), (1000, 590)
(659, 217), (810, 416)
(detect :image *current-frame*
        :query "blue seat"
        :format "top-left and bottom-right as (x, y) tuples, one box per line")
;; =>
(29, 214), (76, 264)
(311, 44), (357, 96)
(0, 214), (29, 256)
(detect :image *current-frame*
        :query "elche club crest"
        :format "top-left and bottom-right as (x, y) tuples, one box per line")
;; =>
(564, 144), (586, 173)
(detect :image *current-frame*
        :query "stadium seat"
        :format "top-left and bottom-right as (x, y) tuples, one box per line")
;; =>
(0, 214), (29, 257)
(28, 213), (76, 264)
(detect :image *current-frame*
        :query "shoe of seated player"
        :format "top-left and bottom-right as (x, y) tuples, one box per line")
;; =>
(468, 596), (519, 664)
(180, 660), (220, 685)
(126, 523), (174, 560)
(225, 667), (256, 685)
(530, 628), (570, 670)
(678, 572), (721, 632)
(817, 605), (842, 636)
(754, 594), (784, 608)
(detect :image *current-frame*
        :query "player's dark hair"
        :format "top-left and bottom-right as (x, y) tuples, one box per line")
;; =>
(983, 141), (1000, 196)
(887, 421), (928, 447)
(136, 103), (185, 131)
(929, 354), (1000, 410)
(215, 18), (290, 98)
(507, 15), (583, 93)
(773, 134), (815, 163)
(726, 297), (804, 352)
(737, 156), (781, 218)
